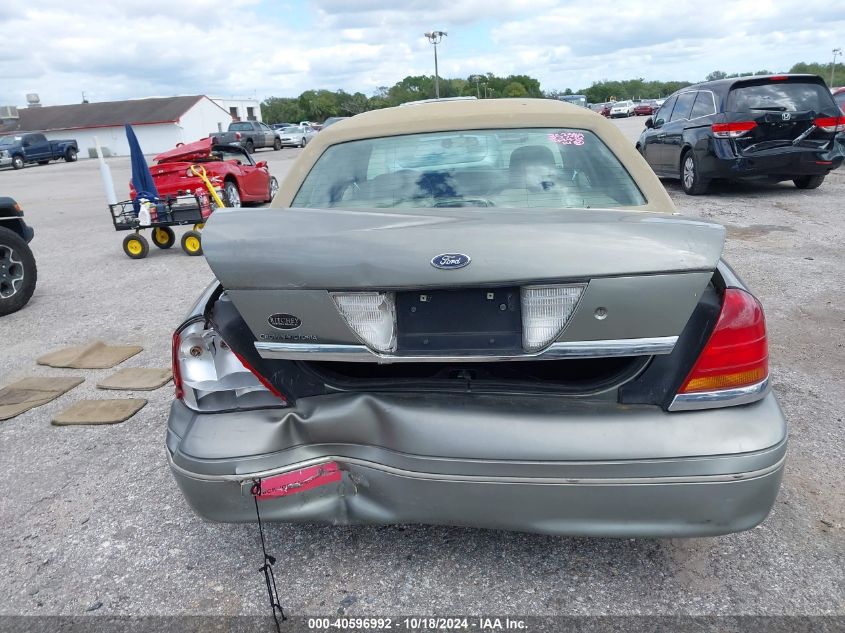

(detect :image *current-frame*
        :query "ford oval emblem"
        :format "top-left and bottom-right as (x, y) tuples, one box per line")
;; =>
(268, 313), (302, 330)
(431, 253), (471, 270)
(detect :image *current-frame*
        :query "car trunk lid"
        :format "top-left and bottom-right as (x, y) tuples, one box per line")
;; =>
(202, 206), (724, 290)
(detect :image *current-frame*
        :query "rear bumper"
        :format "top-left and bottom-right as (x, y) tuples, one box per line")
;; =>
(701, 141), (844, 179)
(167, 391), (787, 537)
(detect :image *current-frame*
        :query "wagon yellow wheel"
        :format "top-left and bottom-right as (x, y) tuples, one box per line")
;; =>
(193, 223), (205, 232)
(181, 230), (203, 256)
(122, 234), (149, 259)
(151, 226), (175, 249)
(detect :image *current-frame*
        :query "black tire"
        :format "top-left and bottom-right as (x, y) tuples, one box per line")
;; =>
(11, 155), (24, 170)
(181, 230), (203, 256)
(0, 227), (37, 316)
(244, 139), (255, 154)
(223, 180), (241, 207)
(151, 226), (176, 249)
(680, 149), (710, 195)
(273, 137), (281, 151)
(266, 176), (279, 203)
(299, 137), (306, 148)
(793, 175), (825, 189)
(38, 160), (50, 165)
(64, 148), (77, 162)
(122, 233), (149, 259)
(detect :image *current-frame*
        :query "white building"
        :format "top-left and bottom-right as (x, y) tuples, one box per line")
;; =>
(210, 97), (262, 123)
(0, 96), (234, 157)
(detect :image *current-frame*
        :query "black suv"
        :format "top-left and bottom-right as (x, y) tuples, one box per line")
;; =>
(0, 196), (37, 315)
(637, 74), (844, 194)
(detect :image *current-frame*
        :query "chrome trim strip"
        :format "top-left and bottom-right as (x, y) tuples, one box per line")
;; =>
(668, 377), (770, 412)
(166, 451), (785, 488)
(254, 336), (678, 363)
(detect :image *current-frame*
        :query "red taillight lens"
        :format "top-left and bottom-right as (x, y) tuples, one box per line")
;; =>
(172, 329), (184, 400)
(678, 288), (768, 394)
(711, 121), (757, 138)
(769, 75), (788, 81)
(814, 116), (845, 133)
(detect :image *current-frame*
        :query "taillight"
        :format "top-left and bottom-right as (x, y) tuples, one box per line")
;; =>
(171, 319), (287, 410)
(711, 121), (757, 138)
(813, 116), (845, 133)
(521, 284), (585, 351)
(172, 328), (184, 400)
(678, 288), (768, 394)
(331, 292), (397, 353)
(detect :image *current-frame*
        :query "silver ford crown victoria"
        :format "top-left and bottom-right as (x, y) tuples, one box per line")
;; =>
(168, 99), (785, 537)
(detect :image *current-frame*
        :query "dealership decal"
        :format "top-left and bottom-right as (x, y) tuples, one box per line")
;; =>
(548, 131), (585, 145)
(268, 313), (302, 330)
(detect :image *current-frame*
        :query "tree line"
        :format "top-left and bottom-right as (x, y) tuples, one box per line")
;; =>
(261, 61), (845, 123)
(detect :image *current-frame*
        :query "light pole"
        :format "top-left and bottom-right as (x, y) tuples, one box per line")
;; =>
(833, 48), (842, 87)
(424, 30), (447, 98)
(470, 74), (482, 99)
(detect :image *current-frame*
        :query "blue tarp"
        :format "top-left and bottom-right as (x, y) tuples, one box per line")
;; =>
(125, 124), (159, 209)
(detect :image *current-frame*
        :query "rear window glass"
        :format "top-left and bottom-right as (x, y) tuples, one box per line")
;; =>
(835, 92), (845, 113)
(728, 81), (836, 112)
(291, 128), (646, 210)
(230, 122), (253, 131)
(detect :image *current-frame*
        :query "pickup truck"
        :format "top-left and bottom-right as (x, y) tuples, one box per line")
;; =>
(209, 121), (280, 153)
(0, 196), (37, 315)
(0, 133), (79, 170)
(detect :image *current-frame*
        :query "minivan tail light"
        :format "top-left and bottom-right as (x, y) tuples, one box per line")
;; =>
(711, 122), (757, 138)
(678, 288), (768, 394)
(813, 116), (845, 133)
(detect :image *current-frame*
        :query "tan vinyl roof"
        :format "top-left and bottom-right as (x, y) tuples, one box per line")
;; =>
(277, 98), (676, 212)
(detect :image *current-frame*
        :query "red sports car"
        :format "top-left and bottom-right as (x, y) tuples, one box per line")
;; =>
(129, 137), (278, 207)
(633, 101), (657, 116)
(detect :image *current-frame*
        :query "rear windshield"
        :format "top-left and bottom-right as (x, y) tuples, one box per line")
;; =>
(291, 128), (645, 210)
(727, 80), (836, 113)
(230, 122), (254, 131)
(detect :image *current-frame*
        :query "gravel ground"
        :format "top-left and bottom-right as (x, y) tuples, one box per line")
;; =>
(0, 119), (843, 620)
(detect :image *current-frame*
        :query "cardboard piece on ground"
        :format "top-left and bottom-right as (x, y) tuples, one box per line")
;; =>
(37, 341), (143, 369)
(52, 399), (147, 426)
(97, 368), (172, 391)
(0, 377), (85, 421)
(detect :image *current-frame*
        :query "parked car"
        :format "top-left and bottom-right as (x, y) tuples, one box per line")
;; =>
(633, 100), (657, 116)
(169, 98), (785, 537)
(129, 138), (278, 207)
(0, 196), (37, 315)
(0, 133), (78, 170)
(276, 125), (316, 148)
(210, 121), (280, 153)
(637, 74), (845, 194)
(321, 116), (350, 129)
(834, 87), (845, 114)
(270, 123), (294, 131)
(598, 103), (611, 117)
(609, 100), (636, 117)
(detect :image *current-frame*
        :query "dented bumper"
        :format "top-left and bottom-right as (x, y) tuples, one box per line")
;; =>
(166, 392), (786, 537)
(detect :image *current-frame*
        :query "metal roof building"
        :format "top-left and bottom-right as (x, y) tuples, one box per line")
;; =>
(0, 96), (234, 157)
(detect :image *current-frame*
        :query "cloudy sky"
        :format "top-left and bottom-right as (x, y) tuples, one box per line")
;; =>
(1, 0), (843, 107)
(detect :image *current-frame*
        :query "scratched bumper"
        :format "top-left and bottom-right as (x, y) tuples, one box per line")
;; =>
(166, 392), (786, 537)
